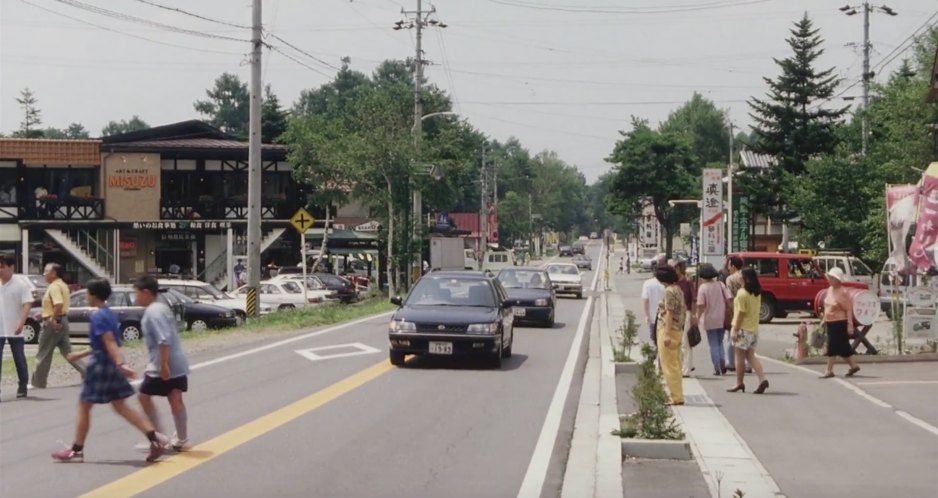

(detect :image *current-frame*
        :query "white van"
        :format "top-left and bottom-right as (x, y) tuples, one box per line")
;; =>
(814, 252), (874, 286)
(481, 250), (514, 272)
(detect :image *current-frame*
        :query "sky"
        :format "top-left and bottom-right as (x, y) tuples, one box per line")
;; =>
(1, 0), (937, 183)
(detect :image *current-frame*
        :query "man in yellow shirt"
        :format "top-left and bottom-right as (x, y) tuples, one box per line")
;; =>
(32, 263), (85, 388)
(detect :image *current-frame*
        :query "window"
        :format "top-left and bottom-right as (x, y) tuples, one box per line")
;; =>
(70, 292), (87, 307)
(110, 292), (132, 307)
(851, 258), (872, 276)
(751, 258), (778, 277)
(281, 282), (303, 294)
(262, 173), (291, 201)
(0, 165), (16, 206)
(262, 284), (282, 294)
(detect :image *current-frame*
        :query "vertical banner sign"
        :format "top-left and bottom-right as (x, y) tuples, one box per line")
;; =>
(733, 195), (750, 252)
(885, 184), (918, 270)
(908, 163), (938, 271)
(702, 169), (724, 256)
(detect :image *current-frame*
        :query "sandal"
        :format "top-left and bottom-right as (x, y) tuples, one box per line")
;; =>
(819, 372), (835, 379)
(846, 366), (860, 377)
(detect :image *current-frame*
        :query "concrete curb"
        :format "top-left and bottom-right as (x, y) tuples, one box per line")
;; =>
(795, 352), (938, 364)
(621, 438), (694, 460)
(614, 362), (638, 374)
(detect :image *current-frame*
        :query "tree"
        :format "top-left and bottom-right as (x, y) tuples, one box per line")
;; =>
(101, 116), (149, 136)
(262, 85), (289, 143)
(65, 123), (89, 138)
(744, 14), (848, 247)
(14, 88), (42, 138)
(194, 72), (249, 138)
(607, 119), (698, 258)
(659, 92), (730, 167)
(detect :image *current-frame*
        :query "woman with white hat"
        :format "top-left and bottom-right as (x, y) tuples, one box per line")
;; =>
(819, 267), (861, 379)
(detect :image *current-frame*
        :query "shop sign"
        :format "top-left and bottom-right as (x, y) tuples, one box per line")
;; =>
(109, 169), (157, 190)
(119, 239), (136, 256)
(132, 221), (232, 230)
(160, 232), (197, 242)
(355, 221), (380, 232)
(702, 168), (724, 256)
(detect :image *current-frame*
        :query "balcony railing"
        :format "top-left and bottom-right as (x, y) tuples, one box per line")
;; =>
(160, 196), (296, 220)
(19, 197), (105, 220)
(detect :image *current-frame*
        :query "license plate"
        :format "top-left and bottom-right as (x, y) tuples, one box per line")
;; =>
(513, 308), (526, 317)
(428, 341), (453, 355)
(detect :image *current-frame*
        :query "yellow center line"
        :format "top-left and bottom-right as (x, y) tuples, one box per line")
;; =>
(80, 359), (394, 498)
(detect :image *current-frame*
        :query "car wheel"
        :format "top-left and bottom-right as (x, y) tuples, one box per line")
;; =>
(234, 312), (246, 326)
(22, 320), (40, 344)
(278, 304), (296, 311)
(389, 351), (406, 367)
(492, 340), (503, 369)
(189, 319), (209, 332)
(502, 337), (513, 358)
(120, 323), (142, 342)
(759, 298), (776, 324)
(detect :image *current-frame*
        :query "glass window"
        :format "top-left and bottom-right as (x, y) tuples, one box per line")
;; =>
(110, 291), (131, 307)
(281, 282), (303, 294)
(752, 258), (778, 277)
(851, 258), (872, 276)
(497, 270), (550, 289)
(262, 284), (282, 294)
(407, 277), (496, 307)
(547, 264), (579, 275)
(262, 173), (291, 201)
(0, 166), (17, 206)
(70, 291), (87, 307)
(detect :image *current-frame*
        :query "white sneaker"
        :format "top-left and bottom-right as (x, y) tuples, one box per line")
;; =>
(169, 433), (190, 452)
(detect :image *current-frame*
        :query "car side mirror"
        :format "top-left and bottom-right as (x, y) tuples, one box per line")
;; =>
(390, 296), (403, 307)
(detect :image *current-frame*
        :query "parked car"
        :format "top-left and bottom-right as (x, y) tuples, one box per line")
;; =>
(159, 278), (273, 319)
(234, 280), (331, 311)
(162, 289), (239, 331)
(813, 251), (874, 286)
(640, 253), (666, 271)
(728, 252), (869, 323)
(590, 232), (599, 239)
(271, 273), (354, 303)
(558, 245), (574, 257)
(572, 254), (593, 271)
(23, 274), (47, 306)
(546, 262), (584, 299)
(571, 243), (586, 255)
(387, 271), (514, 368)
(496, 267), (556, 327)
(23, 287), (186, 344)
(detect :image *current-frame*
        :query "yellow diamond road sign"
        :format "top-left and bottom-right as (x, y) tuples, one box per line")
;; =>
(290, 208), (315, 235)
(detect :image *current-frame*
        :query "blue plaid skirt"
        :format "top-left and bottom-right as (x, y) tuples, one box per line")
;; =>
(80, 355), (135, 404)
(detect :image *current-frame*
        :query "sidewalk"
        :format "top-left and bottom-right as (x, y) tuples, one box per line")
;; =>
(606, 265), (938, 498)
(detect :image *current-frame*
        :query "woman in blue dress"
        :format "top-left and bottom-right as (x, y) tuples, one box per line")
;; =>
(52, 278), (168, 463)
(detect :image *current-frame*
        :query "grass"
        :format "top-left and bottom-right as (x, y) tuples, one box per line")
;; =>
(2, 295), (395, 381)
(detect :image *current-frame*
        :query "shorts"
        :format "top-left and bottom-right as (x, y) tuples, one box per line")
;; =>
(139, 375), (189, 396)
(732, 330), (759, 351)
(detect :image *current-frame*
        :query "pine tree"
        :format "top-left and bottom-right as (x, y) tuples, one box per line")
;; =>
(15, 88), (43, 138)
(743, 14), (848, 236)
(194, 73), (250, 138)
(262, 85), (289, 143)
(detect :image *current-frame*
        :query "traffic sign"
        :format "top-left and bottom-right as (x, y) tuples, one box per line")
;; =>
(290, 207), (315, 235)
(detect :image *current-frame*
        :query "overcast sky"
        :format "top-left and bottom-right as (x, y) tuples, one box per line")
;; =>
(2, 0), (936, 182)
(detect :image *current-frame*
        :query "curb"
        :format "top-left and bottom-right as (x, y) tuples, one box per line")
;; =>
(613, 362), (638, 374)
(621, 438), (694, 460)
(795, 352), (938, 364)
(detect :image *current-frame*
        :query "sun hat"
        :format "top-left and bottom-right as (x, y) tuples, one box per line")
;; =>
(826, 267), (846, 282)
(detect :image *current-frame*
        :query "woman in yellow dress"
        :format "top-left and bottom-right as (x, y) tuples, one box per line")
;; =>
(727, 268), (769, 394)
(655, 265), (686, 406)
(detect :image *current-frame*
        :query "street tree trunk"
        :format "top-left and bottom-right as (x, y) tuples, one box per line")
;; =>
(312, 204), (330, 272)
(385, 175), (397, 297)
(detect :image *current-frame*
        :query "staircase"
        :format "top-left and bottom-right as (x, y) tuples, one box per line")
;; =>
(210, 228), (287, 291)
(45, 228), (116, 282)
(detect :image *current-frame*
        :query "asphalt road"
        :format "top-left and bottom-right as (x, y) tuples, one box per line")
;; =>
(0, 246), (601, 498)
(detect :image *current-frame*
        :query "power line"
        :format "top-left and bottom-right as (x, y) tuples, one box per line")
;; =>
(265, 32), (341, 71)
(870, 10), (938, 73)
(268, 45), (332, 78)
(433, 23), (460, 114)
(445, 67), (764, 89)
(131, 0), (250, 29)
(49, 0), (251, 42)
(483, 0), (773, 15)
(19, 0), (244, 55)
(461, 99), (749, 106)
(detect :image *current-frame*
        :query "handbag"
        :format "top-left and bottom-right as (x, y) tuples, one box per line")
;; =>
(687, 323), (702, 348)
(809, 320), (827, 350)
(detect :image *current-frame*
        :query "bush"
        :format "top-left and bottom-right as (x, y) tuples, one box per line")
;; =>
(613, 310), (640, 362)
(625, 344), (684, 440)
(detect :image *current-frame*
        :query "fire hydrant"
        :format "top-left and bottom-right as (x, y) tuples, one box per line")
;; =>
(794, 322), (808, 360)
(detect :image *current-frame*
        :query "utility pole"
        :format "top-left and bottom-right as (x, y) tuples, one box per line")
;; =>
(396, 1), (445, 289)
(480, 146), (488, 267)
(727, 121), (734, 254)
(840, 3), (897, 156)
(245, 0), (263, 317)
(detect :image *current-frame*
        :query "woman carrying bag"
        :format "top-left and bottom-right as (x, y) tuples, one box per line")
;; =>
(819, 267), (861, 379)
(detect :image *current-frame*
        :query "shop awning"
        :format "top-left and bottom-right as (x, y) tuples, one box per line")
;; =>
(305, 229), (379, 250)
(322, 247), (378, 257)
(0, 224), (20, 242)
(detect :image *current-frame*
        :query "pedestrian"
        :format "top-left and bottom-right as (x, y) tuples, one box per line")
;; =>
(727, 268), (769, 394)
(626, 254), (631, 274)
(673, 260), (697, 377)
(0, 254), (33, 400)
(723, 256), (751, 373)
(641, 265), (666, 343)
(52, 278), (167, 463)
(696, 263), (731, 376)
(134, 275), (191, 452)
(32, 263), (85, 388)
(819, 267), (861, 379)
(654, 265), (686, 405)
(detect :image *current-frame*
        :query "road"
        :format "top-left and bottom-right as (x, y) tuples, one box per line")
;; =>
(0, 244), (601, 498)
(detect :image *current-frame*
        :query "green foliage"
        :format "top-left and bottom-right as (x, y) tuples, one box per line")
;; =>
(194, 72), (250, 138)
(614, 310), (640, 362)
(606, 119), (699, 258)
(626, 344), (684, 440)
(659, 92), (730, 166)
(744, 14), (847, 222)
(101, 115), (149, 136)
(262, 84), (289, 143)
(14, 88), (42, 138)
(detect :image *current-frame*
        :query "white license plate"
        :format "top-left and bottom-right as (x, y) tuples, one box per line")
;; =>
(513, 308), (526, 317)
(428, 341), (453, 355)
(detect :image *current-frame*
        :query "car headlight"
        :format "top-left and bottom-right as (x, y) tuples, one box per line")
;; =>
(535, 298), (549, 306)
(389, 320), (416, 333)
(467, 322), (499, 334)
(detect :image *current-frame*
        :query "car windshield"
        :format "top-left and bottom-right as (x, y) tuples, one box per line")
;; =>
(547, 264), (578, 275)
(280, 282), (303, 294)
(165, 289), (195, 304)
(197, 284), (227, 299)
(407, 277), (496, 307)
(497, 270), (550, 289)
(25, 274), (45, 287)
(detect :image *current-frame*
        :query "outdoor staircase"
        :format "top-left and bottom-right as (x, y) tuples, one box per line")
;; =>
(210, 227), (287, 291)
(45, 228), (116, 282)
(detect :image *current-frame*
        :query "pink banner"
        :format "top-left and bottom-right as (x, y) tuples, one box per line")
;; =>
(908, 166), (938, 269)
(886, 184), (919, 270)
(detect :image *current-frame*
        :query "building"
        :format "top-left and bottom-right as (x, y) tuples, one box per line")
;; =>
(734, 149), (799, 252)
(1, 120), (323, 289)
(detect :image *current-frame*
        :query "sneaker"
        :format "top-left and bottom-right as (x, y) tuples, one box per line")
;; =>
(16, 388), (26, 399)
(169, 434), (190, 452)
(146, 433), (169, 462)
(52, 442), (84, 463)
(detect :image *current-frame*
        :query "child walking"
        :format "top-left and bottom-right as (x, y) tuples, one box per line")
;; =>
(52, 278), (167, 463)
(135, 275), (191, 452)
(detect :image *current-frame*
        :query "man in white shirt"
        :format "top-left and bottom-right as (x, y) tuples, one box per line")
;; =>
(0, 254), (33, 400)
(641, 272), (666, 342)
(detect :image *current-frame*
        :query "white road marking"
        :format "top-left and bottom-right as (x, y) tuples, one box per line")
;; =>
(295, 342), (381, 361)
(759, 355), (938, 438)
(129, 312), (394, 386)
(517, 245), (604, 498)
(856, 380), (938, 386)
